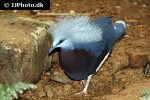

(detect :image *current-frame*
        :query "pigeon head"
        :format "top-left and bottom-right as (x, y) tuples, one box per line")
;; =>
(49, 38), (74, 55)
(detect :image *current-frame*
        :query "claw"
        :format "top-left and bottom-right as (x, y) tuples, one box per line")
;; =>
(73, 80), (86, 90)
(74, 91), (90, 96)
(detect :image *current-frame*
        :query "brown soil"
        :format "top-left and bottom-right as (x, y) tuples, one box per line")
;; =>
(0, 0), (150, 100)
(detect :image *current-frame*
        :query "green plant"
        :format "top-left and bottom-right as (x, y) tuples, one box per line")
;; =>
(141, 88), (150, 100)
(0, 82), (36, 100)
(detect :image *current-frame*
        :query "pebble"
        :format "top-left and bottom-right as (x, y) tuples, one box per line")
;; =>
(95, 9), (99, 13)
(115, 6), (121, 9)
(142, 4), (147, 8)
(128, 52), (149, 68)
(143, 62), (150, 76)
(34, 90), (46, 98)
(124, 35), (130, 38)
(133, 2), (137, 5)
(111, 86), (124, 94)
(32, 96), (37, 100)
(51, 75), (72, 84)
(45, 72), (51, 77)
(55, 3), (59, 7)
(126, 24), (131, 27)
(34, 85), (46, 98)
(13, 10), (18, 13)
(69, 10), (75, 15)
(32, 10), (42, 13)
(44, 85), (54, 99)
(63, 84), (72, 91)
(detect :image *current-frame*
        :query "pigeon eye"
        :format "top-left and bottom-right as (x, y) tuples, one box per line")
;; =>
(58, 40), (64, 45)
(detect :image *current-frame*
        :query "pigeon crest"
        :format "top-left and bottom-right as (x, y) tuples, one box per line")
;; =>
(49, 16), (103, 56)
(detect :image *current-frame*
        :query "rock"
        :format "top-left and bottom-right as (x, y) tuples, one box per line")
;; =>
(62, 84), (72, 95)
(13, 10), (18, 13)
(133, 2), (137, 5)
(128, 52), (149, 68)
(32, 10), (42, 13)
(51, 75), (72, 84)
(0, 15), (52, 84)
(34, 86), (46, 98)
(124, 34), (130, 38)
(142, 4), (147, 8)
(69, 10), (75, 15)
(143, 62), (150, 77)
(32, 96), (37, 100)
(111, 86), (124, 94)
(44, 85), (54, 99)
(115, 6), (121, 9)
(55, 3), (59, 7)
(63, 84), (72, 91)
(45, 72), (51, 77)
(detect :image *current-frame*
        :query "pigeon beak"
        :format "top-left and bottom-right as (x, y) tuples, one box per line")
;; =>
(48, 46), (55, 56)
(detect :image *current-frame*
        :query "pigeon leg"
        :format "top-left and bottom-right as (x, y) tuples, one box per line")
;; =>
(82, 74), (93, 93)
(96, 53), (109, 72)
(74, 74), (93, 96)
(74, 53), (109, 96)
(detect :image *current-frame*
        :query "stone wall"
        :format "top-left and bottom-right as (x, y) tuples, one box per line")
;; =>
(0, 15), (52, 84)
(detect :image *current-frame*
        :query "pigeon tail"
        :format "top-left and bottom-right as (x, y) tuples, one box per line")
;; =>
(113, 20), (126, 40)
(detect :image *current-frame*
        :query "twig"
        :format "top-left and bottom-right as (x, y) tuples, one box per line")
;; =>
(37, 12), (91, 16)
(17, 17), (54, 26)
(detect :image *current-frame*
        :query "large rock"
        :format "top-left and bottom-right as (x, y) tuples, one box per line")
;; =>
(0, 15), (52, 84)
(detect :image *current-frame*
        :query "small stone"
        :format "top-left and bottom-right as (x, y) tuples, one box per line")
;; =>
(128, 52), (149, 68)
(126, 24), (131, 27)
(45, 72), (51, 77)
(95, 9), (99, 13)
(125, 19), (138, 23)
(142, 4), (147, 8)
(32, 10), (42, 13)
(34, 86), (46, 98)
(63, 84), (72, 91)
(115, 6), (121, 9)
(32, 96), (37, 100)
(12, 38), (15, 40)
(13, 10), (18, 13)
(124, 35), (130, 38)
(53, 71), (61, 76)
(55, 3), (59, 7)
(143, 62), (150, 77)
(44, 85), (54, 99)
(51, 75), (72, 84)
(133, 2), (137, 5)
(111, 86), (124, 94)
(69, 10), (75, 15)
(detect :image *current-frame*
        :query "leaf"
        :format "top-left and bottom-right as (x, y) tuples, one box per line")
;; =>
(141, 88), (150, 100)
(0, 82), (37, 100)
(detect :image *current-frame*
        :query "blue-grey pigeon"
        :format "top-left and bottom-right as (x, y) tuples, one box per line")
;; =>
(48, 16), (126, 95)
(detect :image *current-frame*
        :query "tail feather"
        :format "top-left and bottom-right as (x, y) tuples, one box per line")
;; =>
(113, 20), (126, 40)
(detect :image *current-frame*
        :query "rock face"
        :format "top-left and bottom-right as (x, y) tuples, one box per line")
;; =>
(0, 15), (52, 84)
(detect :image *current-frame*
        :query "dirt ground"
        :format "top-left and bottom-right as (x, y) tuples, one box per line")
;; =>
(0, 0), (150, 100)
